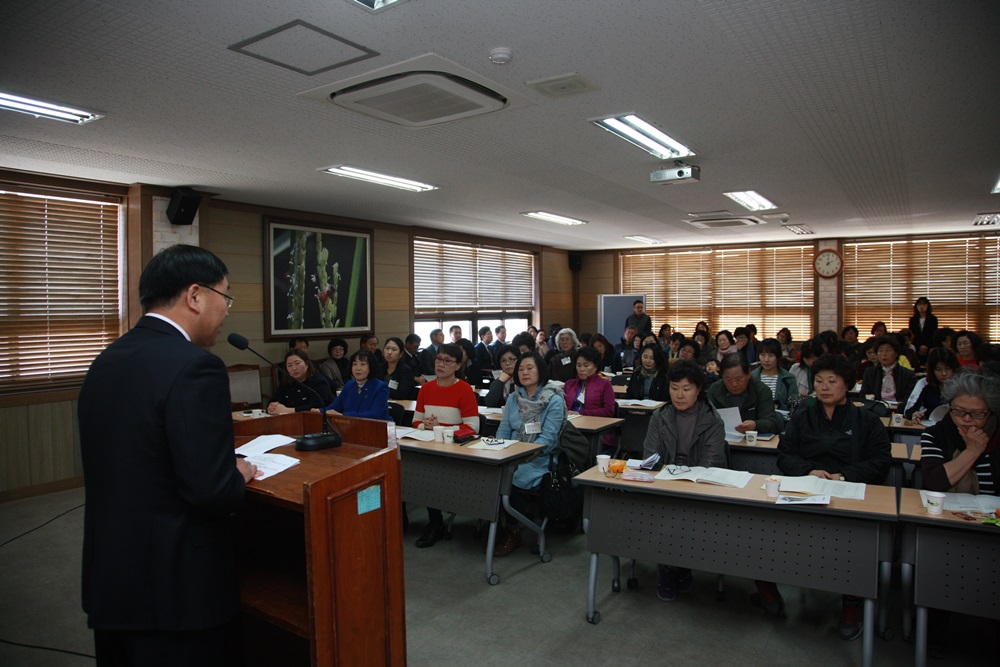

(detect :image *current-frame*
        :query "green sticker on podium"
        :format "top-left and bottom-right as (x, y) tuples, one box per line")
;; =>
(357, 485), (381, 515)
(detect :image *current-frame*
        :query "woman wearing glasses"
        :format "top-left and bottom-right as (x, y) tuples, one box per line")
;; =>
(642, 360), (727, 601)
(484, 344), (518, 408)
(411, 343), (481, 548)
(267, 349), (335, 414)
(920, 371), (999, 496)
(766, 354), (890, 640)
(494, 351), (567, 557)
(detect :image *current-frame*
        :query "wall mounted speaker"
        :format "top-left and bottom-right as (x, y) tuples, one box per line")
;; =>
(166, 187), (200, 226)
(568, 253), (583, 272)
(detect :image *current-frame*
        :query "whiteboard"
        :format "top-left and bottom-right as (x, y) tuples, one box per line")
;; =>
(597, 294), (645, 341)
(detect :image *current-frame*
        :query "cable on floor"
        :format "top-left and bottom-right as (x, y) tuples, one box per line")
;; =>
(0, 636), (95, 659)
(0, 503), (85, 549)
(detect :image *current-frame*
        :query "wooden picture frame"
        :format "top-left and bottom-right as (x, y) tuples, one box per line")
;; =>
(265, 218), (372, 339)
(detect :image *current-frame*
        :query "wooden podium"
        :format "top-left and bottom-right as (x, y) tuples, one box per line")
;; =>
(233, 412), (406, 666)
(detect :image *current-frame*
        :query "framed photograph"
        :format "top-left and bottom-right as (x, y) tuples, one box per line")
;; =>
(265, 218), (372, 339)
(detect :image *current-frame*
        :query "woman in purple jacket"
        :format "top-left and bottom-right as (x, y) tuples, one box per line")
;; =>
(564, 347), (617, 449)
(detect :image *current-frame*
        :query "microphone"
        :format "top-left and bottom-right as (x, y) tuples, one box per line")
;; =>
(227, 333), (341, 451)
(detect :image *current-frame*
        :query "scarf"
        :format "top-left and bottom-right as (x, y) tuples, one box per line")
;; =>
(513, 382), (565, 443)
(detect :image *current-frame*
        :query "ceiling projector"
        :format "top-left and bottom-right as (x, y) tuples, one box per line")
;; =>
(651, 164), (700, 184)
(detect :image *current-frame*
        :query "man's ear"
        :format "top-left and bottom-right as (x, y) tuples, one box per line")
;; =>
(184, 283), (204, 314)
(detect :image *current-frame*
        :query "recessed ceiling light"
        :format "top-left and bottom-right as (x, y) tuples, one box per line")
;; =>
(992, 174), (1000, 194)
(723, 190), (778, 212)
(781, 224), (815, 235)
(973, 212), (1000, 226)
(624, 235), (663, 245)
(592, 114), (695, 160)
(520, 211), (588, 226)
(0, 91), (102, 124)
(319, 165), (437, 192)
(346, 0), (410, 12)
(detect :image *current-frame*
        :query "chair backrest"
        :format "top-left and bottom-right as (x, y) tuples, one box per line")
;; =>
(228, 364), (263, 409)
(387, 401), (406, 425)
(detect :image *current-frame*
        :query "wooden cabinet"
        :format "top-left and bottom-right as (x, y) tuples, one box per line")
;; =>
(233, 413), (406, 666)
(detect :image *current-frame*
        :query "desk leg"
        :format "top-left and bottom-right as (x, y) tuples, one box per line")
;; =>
(862, 598), (875, 667)
(587, 552), (601, 624)
(877, 560), (891, 638)
(914, 605), (927, 667)
(900, 562), (914, 643)
(485, 521), (499, 586)
(588, 433), (602, 461)
(501, 494), (551, 563)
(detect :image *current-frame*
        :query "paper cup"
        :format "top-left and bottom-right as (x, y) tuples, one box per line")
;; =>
(925, 491), (945, 515)
(432, 426), (445, 442)
(596, 454), (611, 472)
(443, 429), (455, 444)
(745, 430), (758, 445)
(891, 413), (904, 426)
(251, 409), (265, 417)
(765, 478), (780, 498)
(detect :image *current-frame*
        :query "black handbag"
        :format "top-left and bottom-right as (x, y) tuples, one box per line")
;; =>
(540, 449), (583, 522)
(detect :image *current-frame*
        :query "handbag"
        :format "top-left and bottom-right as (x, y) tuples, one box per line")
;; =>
(540, 449), (583, 522)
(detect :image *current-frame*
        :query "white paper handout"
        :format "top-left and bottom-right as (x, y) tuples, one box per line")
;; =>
(626, 453), (660, 470)
(716, 406), (744, 441)
(245, 453), (300, 480)
(467, 438), (518, 450)
(776, 494), (831, 505)
(618, 399), (662, 407)
(776, 476), (866, 500)
(919, 490), (1000, 513)
(235, 434), (296, 457)
(395, 427), (436, 442)
(653, 466), (754, 488)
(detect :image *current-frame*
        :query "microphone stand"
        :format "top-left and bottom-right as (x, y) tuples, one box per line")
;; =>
(229, 335), (341, 451)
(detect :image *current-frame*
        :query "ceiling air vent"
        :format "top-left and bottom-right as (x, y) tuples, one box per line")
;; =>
(330, 71), (506, 127)
(684, 216), (766, 230)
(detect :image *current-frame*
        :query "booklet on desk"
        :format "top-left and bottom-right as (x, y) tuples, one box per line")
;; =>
(919, 489), (1000, 513)
(777, 476), (866, 500)
(653, 466), (754, 489)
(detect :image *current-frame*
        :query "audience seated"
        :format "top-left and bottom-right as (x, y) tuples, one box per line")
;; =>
(707, 354), (784, 435)
(665, 332), (684, 361)
(714, 330), (738, 363)
(564, 347), (617, 445)
(484, 344), (518, 408)
(777, 327), (798, 369)
(678, 338), (700, 364)
(323, 350), (390, 420)
(692, 331), (714, 366)
(954, 329), (982, 369)
(615, 325), (638, 360)
(760, 354), (890, 638)
(418, 328), (445, 376)
(494, 352), (567, 557)
(381, 337), (417, 400)
(268, 349), (334, 414)
(412, 343), (480, 548)
(642, 360), (727, 601)
(318, 337), (350, 391)
(751, 338), (799, 412)
(511, 331), (536, 355)
(904, 347), (958, 422)
(548, 328), (581, 382)
(860, 335), (916, 404)
(590, 333), (623, 374)
(626, 343), (670, 402)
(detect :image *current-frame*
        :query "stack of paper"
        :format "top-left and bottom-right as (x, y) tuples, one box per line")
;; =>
(395, 427), (436, 442)
(777, 476), (866, 500)
(919, 490), (1000, 513)
(235, 434), (296, 456)
(618, 399), (662, 407)
(245, 453), (300, 480)
(654, 466), (754, 488)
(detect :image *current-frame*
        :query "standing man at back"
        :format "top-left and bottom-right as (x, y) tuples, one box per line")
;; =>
(625, 299), (652, 337)
(78, 244), (257, 666)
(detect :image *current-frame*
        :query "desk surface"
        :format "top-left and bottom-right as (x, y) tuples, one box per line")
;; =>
(570, 415), (625, 432)
(396, 436), (542, 464)
(898, 487), (1000, 532)
(881, 416), (924, 433)
(727, 434), (779, 449)
(576, 466), (898, 519)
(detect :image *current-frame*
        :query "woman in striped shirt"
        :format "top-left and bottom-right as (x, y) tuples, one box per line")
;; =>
(920, 371), (999, 496)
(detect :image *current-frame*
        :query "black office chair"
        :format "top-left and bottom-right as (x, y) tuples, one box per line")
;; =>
(387, 401), (405, 426)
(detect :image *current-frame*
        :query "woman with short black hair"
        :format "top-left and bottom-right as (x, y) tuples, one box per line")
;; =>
(904, 347), (959, 422)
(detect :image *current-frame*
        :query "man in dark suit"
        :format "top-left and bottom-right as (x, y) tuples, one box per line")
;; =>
(474, 325), (495, 370)
(488, 324), (507, 367)
(78, 244), (257, 666)
(418, 328), (445, 375)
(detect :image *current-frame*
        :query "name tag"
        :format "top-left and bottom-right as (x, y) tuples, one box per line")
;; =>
(561, 357), (571, 365)
(388, 379), (399, 390)
(525, 421), (542, 434)
(603, 366), (611, 373)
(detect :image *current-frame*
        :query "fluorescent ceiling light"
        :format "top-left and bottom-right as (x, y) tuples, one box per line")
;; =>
(973, 212), (1000, 226)
(992, 174), (1000, 194)
(320, 165), (437, 192)
(781, 224), (815, 235)
(592, 114), (695, 160)
(520, 211), (588, 226)
(723, 190), (778, 211)
(0, 91), (102, 124)
(624, 235), (663, 245)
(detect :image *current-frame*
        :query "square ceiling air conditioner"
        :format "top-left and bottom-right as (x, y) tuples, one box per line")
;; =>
(684, 216), (765, 229)
(330, 72), (507, 127)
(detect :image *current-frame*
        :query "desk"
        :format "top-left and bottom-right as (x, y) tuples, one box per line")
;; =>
(577, 467), (897, 667)
(898, 489), (1000, 667)
(397, 436), (545, 585)
(727, 434), (780, 475)
(613, 384), (627, 396)
(881, 416), (924, 436)
(615, 400), (666, 455)
(571, 415), (625, 460)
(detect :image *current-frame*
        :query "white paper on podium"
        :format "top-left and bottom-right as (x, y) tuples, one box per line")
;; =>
(235, 434), (296, 457)
(246, 453), (300, 480)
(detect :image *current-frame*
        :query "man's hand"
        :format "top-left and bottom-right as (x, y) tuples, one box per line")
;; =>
(237, 458), (259, 483)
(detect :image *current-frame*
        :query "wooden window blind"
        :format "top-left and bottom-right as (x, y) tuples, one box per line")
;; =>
(0, 188), (121, 392)
(621, 244), (815, 340)
(413, 238), (535, 314)
(844, 235), (1000, 341)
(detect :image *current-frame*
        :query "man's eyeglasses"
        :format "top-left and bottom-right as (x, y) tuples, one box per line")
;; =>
(949, 407), (990, 421)
(198, 284), (234, 310)
(665, 464), (691, 475)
